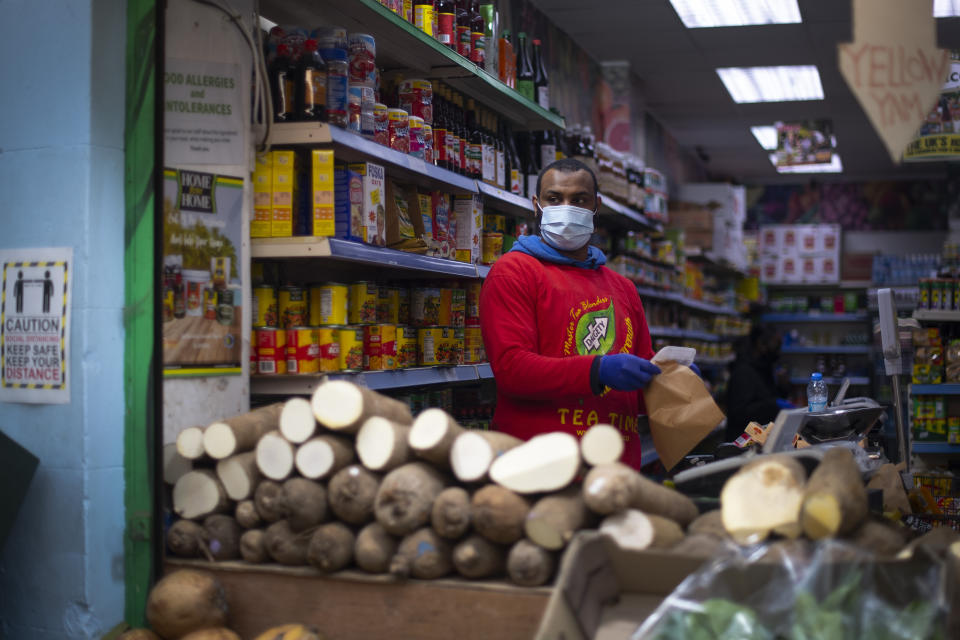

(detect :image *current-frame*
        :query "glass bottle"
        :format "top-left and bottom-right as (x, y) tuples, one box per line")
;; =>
(296, 39), (327, 121)
(533, 38), (549, 110)
(516, 32), (535, 102)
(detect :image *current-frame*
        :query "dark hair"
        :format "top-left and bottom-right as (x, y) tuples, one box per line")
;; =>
(536, 158), (599, 200)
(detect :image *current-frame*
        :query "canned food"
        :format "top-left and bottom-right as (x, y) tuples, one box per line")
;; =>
(387, 108), (409, 153)
(398, 79), (433, 125)
(253, 285), (278, 327)
(450, 327), (465, 365)
(339, 325), (364, 371)
(279, 285), (307, 328)
(439, 288), (465, 327)
(418, 327), (446, 366)
(397, 287), (411, 325)
(310, 283), (348, 325)
(317, 327), (341, 372)
(422, 124), (433, 164)
(484, 214), (506, 234)
(348, 83), (374, 133)
(347, 33), (376, 86)
(250, 329), (257, 370)
(373, 103), (389, 146)
(377, 286), (400, 323)
(397, 325), (417, 368)
(482, 232), (503, 265)
(409, 115), (425, 159)
(204, 287), (218, 320)
(348, 281), (379, 324)
(465, 282), (481, 326)
(411, 287), (441, 326)
(256, 327), (287, 375)
(286, 327), (320, 374)
(364, 325), (383, 370)
(380, 324), (398, 370)
(464, 326), (484, 364)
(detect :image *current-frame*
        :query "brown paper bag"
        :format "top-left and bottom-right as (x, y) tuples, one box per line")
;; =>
(644, 360), (725, 470)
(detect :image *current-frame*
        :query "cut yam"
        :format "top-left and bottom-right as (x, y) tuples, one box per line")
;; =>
(203, 403), (283, 460)
(167, 519), (207, 558)
(488, 432), (581, 494)
(307, 522), (356, 573)
(390, 527), (453, 579)
(356, 417), (412, 472)
(409, 408), (464, 467)
(431, 487), (472, 539)
(176, 426), (207, 461)
(801, 447), (868, 539)
(255, 430), (295, 481)
(180, 629), (242, 640)
(471, 484), (531, 545)
(848, 519), (906, 556)
(239, 529), (268, 563)
(866, 463), (912, 515)
(202, 514), (241, 560)
(453, 534), (507, 579)
(720, 455), (807, 545)
(524, 488), (593, 550)
(687, 510), (727, 540)
(173, 470), (230, 520)
(450, 430), (522, 483)
(355, 522), (398, 574)
(281, 477), (328, 533)
(582, 462), (698, 526)
(507, 539), (555, 587)
(579, 424), (624, 466)
(374, 462), (446, 536)
(145, 569), (228, 640)
(163, 442), (193, 485)
(235, 500), (262, 530)
(328, 464), (381, 525)
(599, 509), (684, 551)
(295, 434), (355, 480)
(311, 380), (412, 433)
(252, 625), (325, 640)
(279, 396), (319, 443)
(263, 520), (310, 566)
(253, 480), (285, 523)
(216, 451), (261, 501)
(118, 630), (162, 640)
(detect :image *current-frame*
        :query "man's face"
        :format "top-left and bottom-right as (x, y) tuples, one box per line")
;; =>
(535, 169), (598, 213)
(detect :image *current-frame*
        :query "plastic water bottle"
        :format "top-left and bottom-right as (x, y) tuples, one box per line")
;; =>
(807, 372), (828, 412)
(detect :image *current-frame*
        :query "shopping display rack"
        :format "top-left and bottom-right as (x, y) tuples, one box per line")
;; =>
(912, 472), (960, 532)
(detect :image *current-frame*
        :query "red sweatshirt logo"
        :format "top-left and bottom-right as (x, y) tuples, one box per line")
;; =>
(566, 297), (617, 356)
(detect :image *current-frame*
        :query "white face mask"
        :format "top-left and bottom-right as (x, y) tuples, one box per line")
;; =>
(537, 203), (596, 251)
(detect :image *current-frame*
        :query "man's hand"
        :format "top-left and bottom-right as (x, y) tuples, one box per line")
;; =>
(598, 354), (661, 391)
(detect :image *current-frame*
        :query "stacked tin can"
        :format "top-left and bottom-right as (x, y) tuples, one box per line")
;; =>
(252, 284), (285, 374)
(410, 284), (466, 366)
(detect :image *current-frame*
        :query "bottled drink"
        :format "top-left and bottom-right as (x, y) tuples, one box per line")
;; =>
(807, 372), (828, 412)
(436, 0), (456, 47)
(481, 110), (496, 184)
(431, 82), (447, 168)
(507, 125), (522, 195)
(538, 129), (556, 171)
(270, 44), (296, 122)
(456, 0), (472, 58)
(524, 134), (540, 198)
(495, 117), (506, 189)
(296, 39), (327, 121)
(516, 32), (535, 102)
(469, 0), (486, 65)
(467, 99), (483, 179)
(324, 48), (349, 128)
(443, 88), (457, 171)
(414, 0), (435, 36)
(533, 38), (549, 109)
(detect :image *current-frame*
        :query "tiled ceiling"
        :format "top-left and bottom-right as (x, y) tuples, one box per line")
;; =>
(530, 0), (960, 184)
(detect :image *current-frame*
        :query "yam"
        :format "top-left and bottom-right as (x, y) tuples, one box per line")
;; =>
(254, 479), (285, 523)
(118, 630), (162, 640)
(239, 529), (269, 564)
(280, 396), (319, 443)
(409, 408), (464, 467)
(295, 434), (354, 480)
(848, 519), (906, 556)
(374, 462), (446, 536)
(687, 510), (727, 539)
(582, 463), (698, 526)
(453, 534), (507, 579)
(471, 484), (531, 545)
(307, 522), (356, 573)
(264, 520), (309, 566)
(431, 487), (472, 539)
(145, 569), (228, 640)
(167, 519), (207, 558)
(173, 469), (231, 520)
(203, 514), (241, 560)
(390, 527), (453, 579)
(163, 442), (193, 485)
(507, 539), (555, 587)
(898, 526), (960, 560)
(599, 509), (684, 551)
(176, 426), (207, 461)
(203, 402), (283, 459)
(669, 533), (731, 558)
(216, 451), (261, 501)
(579, 424), (624, 466)
(328, 465), (381, 525)
(450, 430), (522, 483)
(356, 417), (412, 472)
(311, 380), (412, 433)
(488, 432), (581, 494)
(801, 447), (868, 539)
(281, 477), (328, 533)
(180, 629), (241, 640)
(524, 488), (592, 550)
(255, 430), (295, 481)
(866, 463), (912, 515)
(720, 455), (807, 545)
(252, 625), (326, 640)
(355, 522), (398, 574)
(235, 499), (262, 529)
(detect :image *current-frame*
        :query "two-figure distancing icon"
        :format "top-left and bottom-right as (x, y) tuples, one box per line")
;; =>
(12, 270), (55, 314)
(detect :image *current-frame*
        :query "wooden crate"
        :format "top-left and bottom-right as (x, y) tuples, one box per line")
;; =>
(164, 559), (551, 639)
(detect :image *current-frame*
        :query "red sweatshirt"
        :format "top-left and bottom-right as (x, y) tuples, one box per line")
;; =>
(479, 249), (655, 469)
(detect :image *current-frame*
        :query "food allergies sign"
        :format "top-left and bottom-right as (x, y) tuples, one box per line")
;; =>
(1, 248), (72, 404)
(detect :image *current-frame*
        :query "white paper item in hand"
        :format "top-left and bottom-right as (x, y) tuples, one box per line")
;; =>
(651, 346), (697, 367)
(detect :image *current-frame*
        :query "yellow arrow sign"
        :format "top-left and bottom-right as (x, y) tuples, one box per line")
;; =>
(838, 0), (950, 163)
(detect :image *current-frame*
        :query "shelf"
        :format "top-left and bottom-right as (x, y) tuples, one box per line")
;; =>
(913, 309), (960, 322)
(261, 0), (563, 131)
(910, 384), (960, 395)
(765, 281), (872, 290)
(598, 194), (662, 232)
(780, 346), (873, 355)
(761, 313), (871, 323)
(251, 364), (495, 395)
(648, 327), (720, 342)
(789, 376), (871, 385)
(623, 253), (682, 273)
(635, 286), (738, 316)
(912, 442), (960, 454)
(684, 248), (747, 279)
(696, 355), (735, 367)
(251, 237), (486, 278)
(476, 182), (534, 217)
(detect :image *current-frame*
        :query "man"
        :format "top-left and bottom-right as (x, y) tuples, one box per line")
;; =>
(725, 325), (793, 442)
(479, 158), (660, 469)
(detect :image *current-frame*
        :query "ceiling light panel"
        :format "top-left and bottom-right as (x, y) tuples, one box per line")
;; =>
(751, 126), (778, 150)
(934, 0), (960, 17)
(670, 0), (801, 28)
(717, 65), (824, 103)
(769, 153), (843, 173)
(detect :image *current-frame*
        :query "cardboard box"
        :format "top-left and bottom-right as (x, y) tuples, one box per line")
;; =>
(271, 150), (299, 237)
(252, 152), (272, 238)
(453, 194), (483, 264)
(385, 180), (427, 251)
(334, 163), (364, 242)
(310, 150), (335, 237)
(349, 162), (386, 246)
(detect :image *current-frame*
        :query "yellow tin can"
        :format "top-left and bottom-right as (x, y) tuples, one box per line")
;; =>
(464, 326), (485, 364)
(397, 287), (412, 325)
(450, 327), (465, 365)
(278, 285), (307, 328)
(465, 281), (482, 326)
(253, 284), (277, 327)
(439, 287), (466, 327)
(309, 283), (348, 325)
(317, 326), (341, 372)
(418, 327), (447, 366)
(349, 281), (379, 325)
(339, 325), (364, 372)
(396, 325), (417, 369)
(255, 327), (287, 375)
(380, 324), (397, 370)
(286, 327), (320, 374)
(377, 287), (400, 324)
(412, 287), (441, 326)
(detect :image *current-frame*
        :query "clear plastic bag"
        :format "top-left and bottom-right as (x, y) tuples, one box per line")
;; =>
(632, 539), (948, 640)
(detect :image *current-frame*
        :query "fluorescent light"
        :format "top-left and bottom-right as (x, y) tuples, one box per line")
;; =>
(717, 65), (824, 103)
(769, 153), (843, 173)
(751, 126), (778, 150)
(934, 0), (960, 17)
(670, 0), (801, 27)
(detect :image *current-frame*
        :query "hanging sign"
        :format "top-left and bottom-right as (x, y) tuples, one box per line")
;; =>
(838, 0), (950, 163)
(904, 51), (960, 160)
(0, 247), (72, 404)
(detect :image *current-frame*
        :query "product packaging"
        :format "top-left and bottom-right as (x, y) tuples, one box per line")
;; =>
(310, 150), (335, 236)
(334, 163), (364, 242)
(349, 162), (386, 246)
(252, 152), (272, 238)
(453, 194), (483, 264)
(385, 180), (427, 251)
(271, 150), (299, 237)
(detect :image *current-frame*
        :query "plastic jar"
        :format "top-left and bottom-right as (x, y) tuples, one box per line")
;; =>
(408, 115), (425, 159)
(388, 108), (410, 153)
(323, 48), (349, 128)
(348, 33), (377, 87)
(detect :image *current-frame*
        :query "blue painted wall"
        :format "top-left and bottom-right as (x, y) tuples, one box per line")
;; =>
(0, 0), (127, 637)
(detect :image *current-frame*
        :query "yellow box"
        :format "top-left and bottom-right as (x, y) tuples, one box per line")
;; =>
(252, 152), (272, 238)
(271, 150), (299, 237)
(311, 149), (335, 237)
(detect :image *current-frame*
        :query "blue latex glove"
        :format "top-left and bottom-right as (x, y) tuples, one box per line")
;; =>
(598, 354), (661, 391)
(689, 363), (701, 378)
(776, 398), (796, 409)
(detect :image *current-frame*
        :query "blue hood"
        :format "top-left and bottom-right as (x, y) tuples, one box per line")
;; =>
(509, 235), (607, 270)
